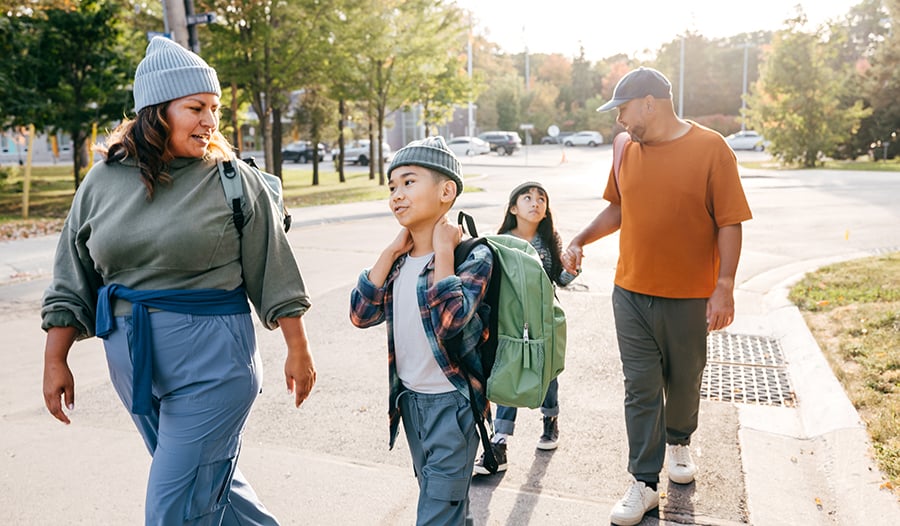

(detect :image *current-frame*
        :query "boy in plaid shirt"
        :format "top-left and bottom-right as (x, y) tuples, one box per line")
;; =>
(350, 137), (492, 525)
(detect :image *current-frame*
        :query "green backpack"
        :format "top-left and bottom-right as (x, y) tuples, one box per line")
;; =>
(450, 211), (567, 407)
(448, 212), (567, 474)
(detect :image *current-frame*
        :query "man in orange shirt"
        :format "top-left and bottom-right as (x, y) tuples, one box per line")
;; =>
(562, 67), (752, 526)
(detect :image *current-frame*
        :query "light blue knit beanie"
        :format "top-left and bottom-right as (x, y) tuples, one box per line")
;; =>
(133, 37), (221, 113)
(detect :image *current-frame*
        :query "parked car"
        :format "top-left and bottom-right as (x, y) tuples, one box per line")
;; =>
(332, 140), (392, 166)
(447, 136), (491, 157)
(725, 130), (768, 151)
(282, 141), (326, 163)
(564, 131), (604, 147)
(540, 131), (574, 144)
(477, 131), (522, 155)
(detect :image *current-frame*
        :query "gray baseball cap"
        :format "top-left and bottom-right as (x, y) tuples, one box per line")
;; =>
(596, 67), (672, 112)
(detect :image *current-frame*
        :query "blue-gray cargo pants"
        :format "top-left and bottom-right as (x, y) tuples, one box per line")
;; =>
(399, 389), (478, 526)
(104, 311), (279, 525)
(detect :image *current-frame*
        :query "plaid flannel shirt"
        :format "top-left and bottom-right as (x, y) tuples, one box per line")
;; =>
(349, 244), (493, 449)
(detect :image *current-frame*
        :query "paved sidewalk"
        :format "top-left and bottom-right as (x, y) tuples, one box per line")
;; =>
(2, 161), (899, 524)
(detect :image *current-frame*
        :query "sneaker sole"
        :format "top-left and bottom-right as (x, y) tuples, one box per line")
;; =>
(535, 440), (559, 450)
(473, 463), (508, 476)
(668, 471), (695, 484)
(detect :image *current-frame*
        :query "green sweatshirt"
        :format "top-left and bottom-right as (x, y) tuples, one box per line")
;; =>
(41, 156), (310, 338)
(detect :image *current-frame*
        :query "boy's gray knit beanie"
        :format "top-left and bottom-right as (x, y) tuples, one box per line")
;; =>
(388, 136), (463, 196)
(133, 37), (221, 113)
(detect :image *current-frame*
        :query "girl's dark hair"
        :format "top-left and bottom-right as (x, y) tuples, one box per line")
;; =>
(497, 184), (566, 285)
(95, 103), (231, 200)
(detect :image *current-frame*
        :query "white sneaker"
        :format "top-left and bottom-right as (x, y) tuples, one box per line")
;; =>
(667, 444), (697, 484)
(609, 480), (659, 526)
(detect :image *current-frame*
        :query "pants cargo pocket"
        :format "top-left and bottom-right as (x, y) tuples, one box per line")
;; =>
(423, 473), (469, 504)
(184, 434), (242, 521)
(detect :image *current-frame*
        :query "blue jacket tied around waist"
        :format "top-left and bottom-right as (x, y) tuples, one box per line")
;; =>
(95, 284), (251, 415)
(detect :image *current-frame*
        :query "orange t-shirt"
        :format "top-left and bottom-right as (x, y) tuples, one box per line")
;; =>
(603, 123), (752, 299)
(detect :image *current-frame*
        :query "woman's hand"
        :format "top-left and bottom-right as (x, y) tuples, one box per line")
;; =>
(42, 327), (78, 424)
(279, 316), (316, 407)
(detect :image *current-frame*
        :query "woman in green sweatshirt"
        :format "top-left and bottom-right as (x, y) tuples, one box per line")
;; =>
(40, 37), (314, 525)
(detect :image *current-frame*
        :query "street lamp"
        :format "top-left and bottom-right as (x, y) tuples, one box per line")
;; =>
(741, 43), (750, 131)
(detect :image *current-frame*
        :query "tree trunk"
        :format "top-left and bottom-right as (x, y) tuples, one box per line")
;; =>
(377, 103), (386, 186)
(230, 83), (241, 155)
(71, 129), (87, 190)
(337, 99), (345, 183)
(367, 105), (375, 181)
(311, 111), (320, 187)
(272, 107), (283, 180)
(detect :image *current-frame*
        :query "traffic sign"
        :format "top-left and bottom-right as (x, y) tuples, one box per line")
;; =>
(186, 13), (216, 25)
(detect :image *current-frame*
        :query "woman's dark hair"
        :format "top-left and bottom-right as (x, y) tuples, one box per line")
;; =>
(497, 184), (566, 285)
(95, 102), (231, 200)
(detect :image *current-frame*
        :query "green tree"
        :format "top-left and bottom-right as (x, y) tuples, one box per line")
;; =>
(202, 0), (334, 178)
(8, 0), (139, 187)
(412, 52), (475, 137)
(468, 33), (518, 132)
(349, 0), (466, 185)
(745, 14), (870, 167)
(292, 86), (337, 185)
(856, 0), (900, 159)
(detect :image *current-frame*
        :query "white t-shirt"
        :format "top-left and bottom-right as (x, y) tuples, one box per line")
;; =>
(392, 253), (455, 393)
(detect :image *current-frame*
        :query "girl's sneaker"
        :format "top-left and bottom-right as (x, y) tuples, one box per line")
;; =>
(536, 416), (559, 450)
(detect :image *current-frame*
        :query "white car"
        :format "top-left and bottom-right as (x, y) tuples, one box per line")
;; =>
(725, 130), (768, 151)
(447, 136), (491, 157)
(332, 140), (392, 166)
(564, 131), (604, 147)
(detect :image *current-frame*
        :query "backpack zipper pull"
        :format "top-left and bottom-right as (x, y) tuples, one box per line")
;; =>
(523, 322), (529, 341)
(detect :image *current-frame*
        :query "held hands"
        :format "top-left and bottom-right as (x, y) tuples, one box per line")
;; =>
(562, 244), (583, 275)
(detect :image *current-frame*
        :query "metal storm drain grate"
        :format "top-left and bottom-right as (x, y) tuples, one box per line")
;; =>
(701, 333), (795, 407)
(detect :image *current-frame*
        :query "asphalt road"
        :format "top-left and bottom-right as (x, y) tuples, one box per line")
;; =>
(1, 144), (899, 525)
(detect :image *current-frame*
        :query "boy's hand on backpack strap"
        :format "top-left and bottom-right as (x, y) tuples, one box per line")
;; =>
(433, 215), (462, 252)
(433, 216), (462, 280)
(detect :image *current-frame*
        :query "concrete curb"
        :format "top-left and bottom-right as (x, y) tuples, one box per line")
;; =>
(739, 264), (900, 525)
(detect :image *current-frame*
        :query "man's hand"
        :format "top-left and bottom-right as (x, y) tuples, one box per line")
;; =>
(706, 278), (736, 332)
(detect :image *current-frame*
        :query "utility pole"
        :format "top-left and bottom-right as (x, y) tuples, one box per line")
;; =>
(162, 0), (189, 48)
(467, 15), (475, 137)
(523, 26), (529, 92)
(183, 0), (200, 53)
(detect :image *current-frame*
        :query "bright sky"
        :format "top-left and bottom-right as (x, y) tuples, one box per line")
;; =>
(453, 0), (860, 60)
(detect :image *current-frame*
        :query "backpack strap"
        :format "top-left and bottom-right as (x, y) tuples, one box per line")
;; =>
(457, 210), (479, 238)
(217, 155), (245, 237)
(449, 211), (501, 474)
(242, 156), (292, 233)
(612, 131), (631, 196)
